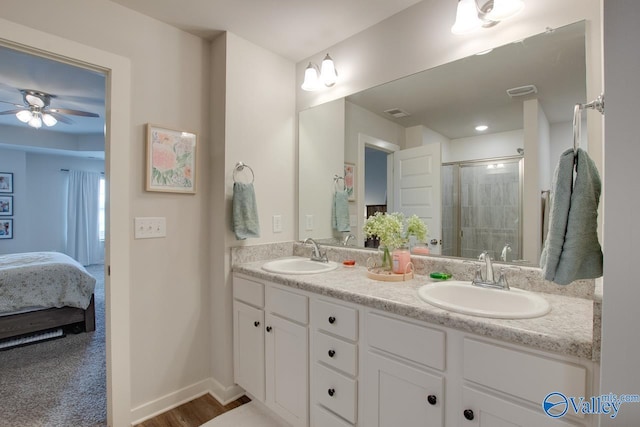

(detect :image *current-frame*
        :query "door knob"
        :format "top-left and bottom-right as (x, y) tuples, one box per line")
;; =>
(328, 316), (336, 324)
(463, 409), (474, 420)
(427, 395), (437, 405)
(328, 349), (336, 358)
(328, 388), (335, 397)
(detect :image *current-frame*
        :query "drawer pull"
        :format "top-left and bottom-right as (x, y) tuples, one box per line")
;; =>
(463, 409), (474, 420)
(254, 321), (260, 327)
(328, 349), (336, 358)
(328, 388), (336, 397)
(266, 326), (272, 332)
(427, 395), (437, 405)
(328, 316), (336, 324)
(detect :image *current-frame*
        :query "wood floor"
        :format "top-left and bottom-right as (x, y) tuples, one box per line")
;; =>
(135, 394), (251, 427)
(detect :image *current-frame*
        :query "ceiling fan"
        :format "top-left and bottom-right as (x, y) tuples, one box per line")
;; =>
(0, 89), (99, 129)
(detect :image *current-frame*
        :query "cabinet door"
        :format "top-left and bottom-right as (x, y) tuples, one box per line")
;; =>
(461, 386), (578, 427)
(265, 313), (308, 427)
(364, 351), (444, 427)
(233, 301), (265, 401)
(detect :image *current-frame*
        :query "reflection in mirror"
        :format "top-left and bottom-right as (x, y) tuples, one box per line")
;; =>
(298, 21), (587, 266)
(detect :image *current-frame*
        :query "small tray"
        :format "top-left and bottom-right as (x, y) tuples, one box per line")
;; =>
(366, 269), (414, 282)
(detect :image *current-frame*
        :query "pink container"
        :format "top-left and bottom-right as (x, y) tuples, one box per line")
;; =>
(392, 248), (411, 274)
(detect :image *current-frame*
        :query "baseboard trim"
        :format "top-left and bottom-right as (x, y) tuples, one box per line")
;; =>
(130, 379), (213, 426)
(129, 378), (246, 426)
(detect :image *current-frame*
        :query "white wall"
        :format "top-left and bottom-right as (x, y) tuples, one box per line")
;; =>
(210, 31), (296, 400)
(600, 0), (640, 424)
(444, 129), (523, 163)
(345, 101), (404, 162)
(0, 0), (212, 421)
(405, 125), (449, 150)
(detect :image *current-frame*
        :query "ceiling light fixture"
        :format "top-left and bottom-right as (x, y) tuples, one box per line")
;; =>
(475, 124), (489, 131)
(451, 0), (524, 35)
(301, 54), (338, 92)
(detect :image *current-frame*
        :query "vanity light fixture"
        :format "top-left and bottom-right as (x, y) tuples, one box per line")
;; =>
(451, 0), (524, 35)
(301, 54), (338, 91)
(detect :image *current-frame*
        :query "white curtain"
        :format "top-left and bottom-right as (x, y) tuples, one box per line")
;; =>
(66, 170), (102, 266)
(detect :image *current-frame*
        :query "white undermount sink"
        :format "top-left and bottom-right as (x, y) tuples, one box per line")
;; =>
(417, 281), (551, 319)
(262, 257), (338, 275)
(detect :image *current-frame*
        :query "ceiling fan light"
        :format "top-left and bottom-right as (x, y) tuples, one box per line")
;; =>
(25, 93), (46, 108)
(42, 113), (57, 127)
(301, 62), (321, 91)
(320, 54), (338, 87)
(486, 0), (524, 22)
(16, 110), (33, 123)
(451, 0), (482, 34)
(28, 114), (43, 129)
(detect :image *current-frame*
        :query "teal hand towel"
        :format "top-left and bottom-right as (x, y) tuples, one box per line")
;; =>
(540, 148), (603, 285)
(332, 190), (351, 232)
(232, 182), (260, 240)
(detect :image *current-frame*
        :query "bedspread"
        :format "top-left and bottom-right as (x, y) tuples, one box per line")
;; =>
(0, 252), (96, 313)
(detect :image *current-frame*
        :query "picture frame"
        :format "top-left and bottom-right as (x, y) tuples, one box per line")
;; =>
(0, 172), (13, 193)
(146, 124), (197, 194)
(0, 195), (12, 216)
(344, 162), (356, 201)
(0, 219), (12, 239)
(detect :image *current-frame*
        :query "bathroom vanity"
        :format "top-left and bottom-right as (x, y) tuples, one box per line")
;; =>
(232, 246), (600, 427)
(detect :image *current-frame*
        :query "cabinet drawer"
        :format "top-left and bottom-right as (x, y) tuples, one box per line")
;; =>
(233, 275), (264, 308)
(266, 286), (308, 324)
(313, 405), (353, 427)
(312, 299), (358, 341)
(367, 312), (445, 371)
(314, 363), (357, 423)
(314, 330), (358, 377)
(463, 338), (587, 407)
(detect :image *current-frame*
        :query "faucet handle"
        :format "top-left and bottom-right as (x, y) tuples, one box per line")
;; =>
(496, 268), (511, 290)
(463, 260), (484, 283)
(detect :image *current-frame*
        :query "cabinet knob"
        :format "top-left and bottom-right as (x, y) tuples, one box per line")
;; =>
(328, 349), (336, 358)
(463, 409), (474, 420)
(328, 316), (336, 324)
(266, 326), (272, 332)
(427, 395), (437, 405)
(328, 388), (335, 397)
(254, 321), (260, 327)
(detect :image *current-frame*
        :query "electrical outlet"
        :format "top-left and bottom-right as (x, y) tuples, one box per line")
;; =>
(272, 215), (283, 233)
(134, 217), (167, 239)
(305, 215), (314, 231)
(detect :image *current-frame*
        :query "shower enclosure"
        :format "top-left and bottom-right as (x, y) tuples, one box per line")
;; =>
(441, 157), (523, 262)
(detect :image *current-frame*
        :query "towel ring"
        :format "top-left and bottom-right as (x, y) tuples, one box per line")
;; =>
(334, 174), (345, 191)
(233, 162), (255, 184)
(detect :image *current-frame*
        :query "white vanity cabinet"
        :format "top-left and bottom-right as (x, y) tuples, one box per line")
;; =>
(362, 311), (446, 427)
(310, 298), (360, 427)
(233, 274), (309, 427)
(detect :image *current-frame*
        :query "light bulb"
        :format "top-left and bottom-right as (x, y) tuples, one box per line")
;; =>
(16, 110), (33, 123)
(320, 54), (338, 87)
(301, 62), (320, 91)
(28, 114), (43, 129)
(486, 0), (524, 21)
(451, 0), (482, 34)
(42, 113), (58, 127)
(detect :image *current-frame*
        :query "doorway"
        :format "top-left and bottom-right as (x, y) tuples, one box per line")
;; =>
(0, 17), (132, 426)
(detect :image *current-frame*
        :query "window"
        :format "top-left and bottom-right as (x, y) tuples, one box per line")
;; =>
(99, 178), (105, 241)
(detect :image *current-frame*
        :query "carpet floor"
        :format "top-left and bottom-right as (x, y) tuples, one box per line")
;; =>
(0, 264), (107, 427)
(200, 401), (290, 427)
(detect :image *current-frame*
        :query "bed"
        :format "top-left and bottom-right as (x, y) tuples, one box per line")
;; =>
(0, 251), (96, 341)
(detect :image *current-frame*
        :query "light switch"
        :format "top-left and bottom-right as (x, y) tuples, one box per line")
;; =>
(272, 215), (283, 233)
(134, 217), (167, 239)
(305, 215), (314, 231)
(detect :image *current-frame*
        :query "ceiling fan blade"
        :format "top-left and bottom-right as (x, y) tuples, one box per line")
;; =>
(48, 112), (74, 124)
(0, 109), (25, 115)
(0, 100), (24, 108)
(48, 107), (99, 118)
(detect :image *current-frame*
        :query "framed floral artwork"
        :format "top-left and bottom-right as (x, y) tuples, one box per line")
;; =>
(0, 219), (12, 239)
(0, 195), (12, 216)
(344, 162), (356, 201)
(0, 172), (13, 193)
(146, 124), (197, 194)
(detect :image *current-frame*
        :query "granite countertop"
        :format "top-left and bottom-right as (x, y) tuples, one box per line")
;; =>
(233, 260), (596, 361)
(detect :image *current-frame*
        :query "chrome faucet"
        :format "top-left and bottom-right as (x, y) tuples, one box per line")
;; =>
(342, 234), (356, 246)
(303, 238), (328, 263)
(500, 243), (512, 262)
(472, 251), (510, 290)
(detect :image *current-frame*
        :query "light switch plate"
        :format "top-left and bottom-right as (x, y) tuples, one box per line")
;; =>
(272, 215), (283, 233)
(134, 217), (167, 239)
(305, 215), (314, 231)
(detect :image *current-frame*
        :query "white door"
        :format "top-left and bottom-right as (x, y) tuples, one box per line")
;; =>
(392, 144), (442, 254)
(265, 313), (309, 427)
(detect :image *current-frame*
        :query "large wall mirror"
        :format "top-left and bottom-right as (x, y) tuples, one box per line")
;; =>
(298, 21), (587, 266)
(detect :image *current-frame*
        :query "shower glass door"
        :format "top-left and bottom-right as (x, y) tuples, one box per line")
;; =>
(442, 158), (522, 261)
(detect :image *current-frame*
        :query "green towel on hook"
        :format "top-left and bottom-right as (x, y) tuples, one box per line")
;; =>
(540, 148), (603, 285)
(232, 182), (260, 240)
(332, 190), (351, 232)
